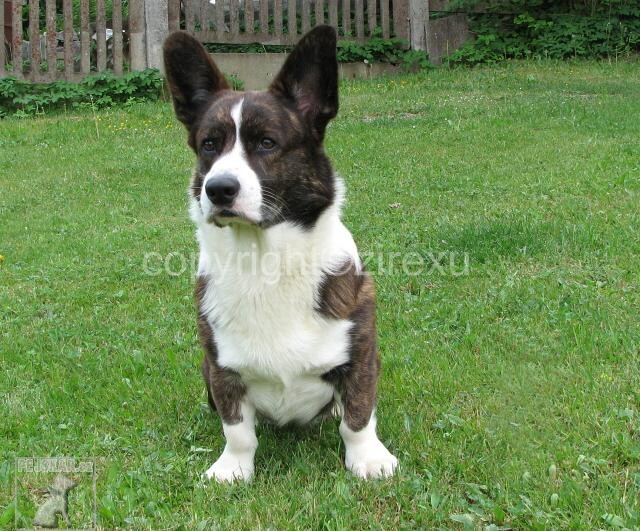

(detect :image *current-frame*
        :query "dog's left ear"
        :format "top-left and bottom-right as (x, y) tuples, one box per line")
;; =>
(163, 31), (230, 129)
(270, 25), (338, 141)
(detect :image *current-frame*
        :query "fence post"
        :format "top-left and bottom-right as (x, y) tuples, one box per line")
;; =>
(11, 0), (22, 79)
(130, 0), (147, 71)
(393, 0), (409, 42)
(0, 0), (5, 77)
(168, 0), (181, 32)
(409, 0), (427, 50)
(145, 0), (168, 71)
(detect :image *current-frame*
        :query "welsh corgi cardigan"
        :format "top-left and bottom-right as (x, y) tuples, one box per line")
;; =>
(163, 26), (398, 482)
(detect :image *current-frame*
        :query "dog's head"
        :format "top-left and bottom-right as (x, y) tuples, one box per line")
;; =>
(163, 26), (339, 229)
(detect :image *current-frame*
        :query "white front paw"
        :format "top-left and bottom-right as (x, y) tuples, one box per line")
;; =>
(202, 451), (254, 483)
(345, 441), (398, 479)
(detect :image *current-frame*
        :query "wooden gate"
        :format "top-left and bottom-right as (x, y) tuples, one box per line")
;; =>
(0, 0), (129, 82)
(1, 0), (413, 83)
(174, 0), (410, 45)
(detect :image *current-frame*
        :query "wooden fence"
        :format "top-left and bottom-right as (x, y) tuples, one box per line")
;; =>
(177, 0), (410, 44)
(1, 0), (416, 83)
(0, 0), (130, 81)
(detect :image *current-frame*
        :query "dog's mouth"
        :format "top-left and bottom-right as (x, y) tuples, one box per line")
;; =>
(217, 208), (236, 218)
(208, 209), (260, 228)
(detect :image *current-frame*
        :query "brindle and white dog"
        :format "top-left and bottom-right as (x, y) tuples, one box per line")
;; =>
(163, 26), (398, 482)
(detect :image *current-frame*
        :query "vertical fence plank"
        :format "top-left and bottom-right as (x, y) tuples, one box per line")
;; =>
(199, 0), (206, 32)
(230, 0), (239, 36)
(274, 0), (282, 37)
(45, 0), (57, 80)
(287, 0), (296, 40)
(185, 0), (195, 33)
(215, 0), (225, 40)
(129, 0), (146, 70)
(393, 0), (409, 40)
(168, 0), (181, 32)
(381, 0), (389, 37)
(96, 0), (106, 71)
(367, 0), (376, 34)
(80, 0), (90, 75)
(314, 0), (324, 25)
(259, 0), (268, 36)
(409, 0), (425, 50)
(11, 0), (23, 78)
(245, 0), (254, 35)
(0, 0), (4, 77)
(208, 0), (218, 34)
(329, 0), (338, 31)
(342, 0), (351, 36)
(63, 0), (73, 80)
(113, 0), (123, 75)
(29, 0), (41, 81)
(355, 0), (364, 37)
(302, 0), (310, 33)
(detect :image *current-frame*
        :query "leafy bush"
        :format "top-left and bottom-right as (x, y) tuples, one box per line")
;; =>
(225, 74), (245, 91)
(337, 35), (408, 63)
(445, 0), (640, 64)
(206, 30), (431, 69)
(204, 43), (293, 54)
(0, 69), (163, 117)
(337, 32), (431, 69)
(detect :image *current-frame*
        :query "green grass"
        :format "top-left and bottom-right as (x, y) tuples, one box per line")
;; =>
(1, 60), (640, 529)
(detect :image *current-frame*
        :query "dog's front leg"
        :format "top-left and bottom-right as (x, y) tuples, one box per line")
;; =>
(340, 409), (397, 479)
(199, 307), (258, 483)
(334, 280), (398, 479)
(203, 399), (258, 483)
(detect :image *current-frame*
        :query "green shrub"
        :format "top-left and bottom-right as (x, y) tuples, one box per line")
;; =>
(337, 31), (431, 69)
(206, 30), (431, 69)
(0, 69), (163, 117)
(225, 73), (245, 91)
(445, 0), (640, 64)
(337, 34), (408, 63)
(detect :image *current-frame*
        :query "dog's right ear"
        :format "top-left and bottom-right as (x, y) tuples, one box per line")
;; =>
(163, 32), (230, 128)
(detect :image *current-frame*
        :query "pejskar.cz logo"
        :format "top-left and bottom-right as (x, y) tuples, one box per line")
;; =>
(14, 457), (97, 530)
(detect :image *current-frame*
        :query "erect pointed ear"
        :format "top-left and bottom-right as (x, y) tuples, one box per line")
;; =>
(270, 25), (338, 141)
(163, 31), (230, 128)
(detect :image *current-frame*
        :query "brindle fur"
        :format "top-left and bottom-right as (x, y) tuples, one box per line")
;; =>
(196, 275), (246, 424)
(319, 262), (380, 431)
(166, 27), (381, 433)
(164, 29), (337, 229)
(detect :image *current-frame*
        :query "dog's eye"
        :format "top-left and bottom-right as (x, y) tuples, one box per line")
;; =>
(202, 138), (218, 153)
(259, 138), (276, 151)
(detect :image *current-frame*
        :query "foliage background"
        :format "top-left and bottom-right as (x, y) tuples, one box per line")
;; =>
(445, 0), (640, 64)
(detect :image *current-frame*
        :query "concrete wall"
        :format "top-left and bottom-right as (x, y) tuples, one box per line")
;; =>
(212, 53), (287, 90)
(211, 53), (400, 91)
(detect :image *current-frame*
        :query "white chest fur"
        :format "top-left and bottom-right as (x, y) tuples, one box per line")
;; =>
(196, 197), (360, 425)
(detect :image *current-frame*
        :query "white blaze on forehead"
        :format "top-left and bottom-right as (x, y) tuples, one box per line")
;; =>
(200, 98), (263, 223)
(230, 99), (243, 138)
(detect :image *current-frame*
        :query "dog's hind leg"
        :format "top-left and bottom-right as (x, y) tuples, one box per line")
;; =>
(201, 357), (217, 412)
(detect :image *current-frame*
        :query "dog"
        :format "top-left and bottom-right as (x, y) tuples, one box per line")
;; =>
(163, 25), (398, 482)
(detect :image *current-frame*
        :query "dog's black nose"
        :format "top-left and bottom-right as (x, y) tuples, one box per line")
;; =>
(205, 176), (240, 207)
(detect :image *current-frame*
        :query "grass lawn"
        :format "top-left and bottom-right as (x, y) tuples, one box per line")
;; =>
(1, 60), (639, 529)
